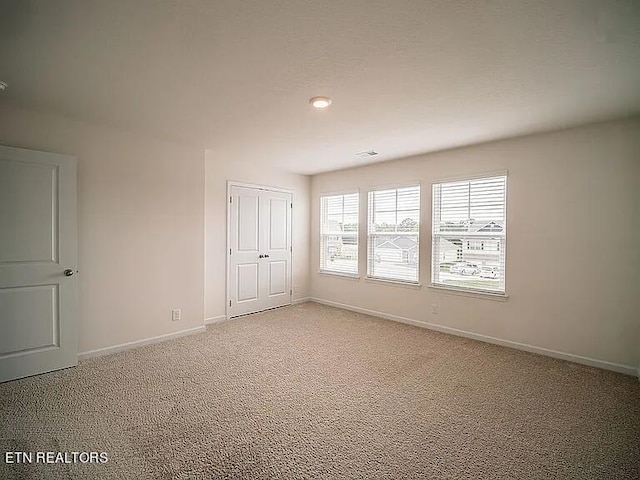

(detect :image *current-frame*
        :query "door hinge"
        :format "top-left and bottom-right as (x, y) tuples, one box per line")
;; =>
(290, 289), (292, 295)
(230, 196), (232, 203)
(229, 248), (232, 255)
(291, 202), (293, 209)
(290, 246), (292, 252)
(229, 300), (232, 307)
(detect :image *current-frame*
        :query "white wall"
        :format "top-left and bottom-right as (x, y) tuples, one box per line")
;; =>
(204, 151), (310, 321)
(0, 103), (205, 353)
(310, 118), (640, 372)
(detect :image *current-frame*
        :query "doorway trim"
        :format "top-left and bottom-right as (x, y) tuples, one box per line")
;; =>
(226, 180), (294, 320)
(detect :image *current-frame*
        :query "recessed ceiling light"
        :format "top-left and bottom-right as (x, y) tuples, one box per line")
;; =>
(0, 81), (7, 91)
(309, 96), (332, 109)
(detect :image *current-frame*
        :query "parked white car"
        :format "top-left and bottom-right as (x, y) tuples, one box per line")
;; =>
(450, 262), (480, 275)
(479, 266), (499, 279)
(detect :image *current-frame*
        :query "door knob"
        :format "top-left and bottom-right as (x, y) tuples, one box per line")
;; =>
(264, 254), (270, 258)
(63, 268), (75, 277)
(259, 254), (265, 259)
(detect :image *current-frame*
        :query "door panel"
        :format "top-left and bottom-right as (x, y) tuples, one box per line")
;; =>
(237, 263), (259, 302)
(0, 145), (77, 383)
(0, 160), (58, 264)
(228, 185), (292, 317)
(269, 198), (287, 250)
(0, 285), (59, 355)
(237, 195), (259, 251)
(268, 261), (287, 296)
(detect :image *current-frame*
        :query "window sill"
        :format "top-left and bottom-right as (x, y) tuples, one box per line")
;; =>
(428, 284), (509, 301)
(318, 271), (361, 281)
(365, 277), (422, 289)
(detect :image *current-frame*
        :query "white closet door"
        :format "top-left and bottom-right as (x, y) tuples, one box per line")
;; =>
(0, 145), (78, 383)
(228, 185), (292, 317)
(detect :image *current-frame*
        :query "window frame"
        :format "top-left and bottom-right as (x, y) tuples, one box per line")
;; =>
(430, 172), (508, 297)
(319, 190), (360, 278)
(366, 183), (421, 285)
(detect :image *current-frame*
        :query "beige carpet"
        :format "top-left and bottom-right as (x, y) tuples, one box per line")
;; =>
(1, 302), (638, 479)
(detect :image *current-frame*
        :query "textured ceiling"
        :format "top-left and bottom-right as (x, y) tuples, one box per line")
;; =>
(1, 0), (639, 174)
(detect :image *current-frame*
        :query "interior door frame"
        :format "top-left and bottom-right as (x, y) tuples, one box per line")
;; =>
(226, 180), (294, 320)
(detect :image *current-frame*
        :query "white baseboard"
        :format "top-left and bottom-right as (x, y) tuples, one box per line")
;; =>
(310, 297), (637, 376)
(205, 315), (227, 325)
(292, 297), (311, 305)
(206, 301), (309, 326)
(78, 326), (206, 360)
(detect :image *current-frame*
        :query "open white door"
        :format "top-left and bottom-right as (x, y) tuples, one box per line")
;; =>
(0, 145), (78, 383)
(228, 184), (292, 317)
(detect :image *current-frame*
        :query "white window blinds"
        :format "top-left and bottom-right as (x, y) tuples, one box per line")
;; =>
(367, 185), (420, 283)
(432, 175), (507, 294)
(320, 193), (359, 275)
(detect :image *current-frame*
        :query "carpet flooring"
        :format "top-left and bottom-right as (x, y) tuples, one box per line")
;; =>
(1, 302), (639, 479)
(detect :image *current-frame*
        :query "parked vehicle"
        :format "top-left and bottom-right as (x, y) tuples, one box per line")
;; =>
(479, 266), (499, 279)
(449, 262), (480, 275)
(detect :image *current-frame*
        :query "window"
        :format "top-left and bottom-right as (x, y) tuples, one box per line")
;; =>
(367, 185), (420, 283)
(320, 192), (359, 275)
(432, 174), (507, 294)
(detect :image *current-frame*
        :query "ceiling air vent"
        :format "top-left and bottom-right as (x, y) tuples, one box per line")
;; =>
(355, 150), (378, 157)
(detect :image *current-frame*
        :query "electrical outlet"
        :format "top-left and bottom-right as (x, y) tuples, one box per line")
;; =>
(171, 309), (181, 322)
(431, 304), (439, 315)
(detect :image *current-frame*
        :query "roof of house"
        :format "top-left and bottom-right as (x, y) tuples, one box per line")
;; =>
(377, 236), (418, 250)
(440, 220), (504, 233)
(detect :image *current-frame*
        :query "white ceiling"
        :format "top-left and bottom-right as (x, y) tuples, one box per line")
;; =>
(1, 0), (639, 174)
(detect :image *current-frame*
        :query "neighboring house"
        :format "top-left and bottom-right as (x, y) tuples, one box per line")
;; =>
(375, 236), (418, 264)
(325, 220), (357, 260)
(474, 221), (503, 233)
(438, 220), (503, 266)
(437, 237), (460, 263)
